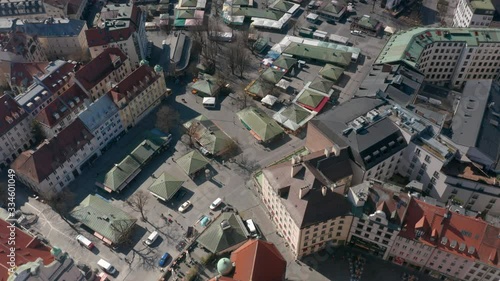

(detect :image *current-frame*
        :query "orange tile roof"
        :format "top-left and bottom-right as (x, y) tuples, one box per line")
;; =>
(230, 240), (286, 281)
(0, 219), (54, 281)
(74, 47), (127, 90)
(400, 198), (498, 265)
(9, 62), (50, 89)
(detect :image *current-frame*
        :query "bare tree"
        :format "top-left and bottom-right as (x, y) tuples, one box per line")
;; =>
(236, 48), (250, 78)
(226, 34), (251, 78)
(127, 190), (149, 221)
(183, 122), (200, 148)
(48, 188), (75, 216)
(110, 220), (136, 245)
(155, 105), (180, 133)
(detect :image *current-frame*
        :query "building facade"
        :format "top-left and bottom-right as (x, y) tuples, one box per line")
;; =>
(85, 4), (147, 66)
(260, 149), (354, 258)
(11, 119), (98, 197)
(389, 198), (499, 281)
(78, 94), (124, 152)
(73, 47), (132, 101)
(0, 32), (47, 63)
(34, 84), (90, 138)
(452, 0), (495, 28)
(375, 28), (500, 89)
(0, 94), (33, 170)
(108, 64), (167, 129)
(347, 181), (410, 260)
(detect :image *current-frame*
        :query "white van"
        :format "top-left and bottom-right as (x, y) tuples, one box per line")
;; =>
(202, 97), (216, 108)
(245, 219), (256, 234)
(144, 231), (159, 246)
(210, 198), (223, 210)
(97, 259), (116, 275)
(76, 234), (94, 250)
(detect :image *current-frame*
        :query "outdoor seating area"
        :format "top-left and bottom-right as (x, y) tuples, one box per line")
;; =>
(348, 254), (365, 281)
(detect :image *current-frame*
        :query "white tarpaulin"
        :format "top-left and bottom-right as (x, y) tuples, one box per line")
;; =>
(261, 95), (278, 106)
(384, 26), (396, 34)
(202, 97), (216, 105)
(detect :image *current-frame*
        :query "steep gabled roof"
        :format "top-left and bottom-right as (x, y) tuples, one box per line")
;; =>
(35, 84), (88, 127)
(231, 240), (286, 281)
(12, 119), (93, 183)
(74, 47), (127, 90)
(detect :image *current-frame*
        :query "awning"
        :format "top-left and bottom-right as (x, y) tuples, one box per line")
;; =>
(249, 130), (263, 141)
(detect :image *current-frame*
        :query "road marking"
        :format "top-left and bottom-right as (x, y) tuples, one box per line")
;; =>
(25, 202), (74, 240)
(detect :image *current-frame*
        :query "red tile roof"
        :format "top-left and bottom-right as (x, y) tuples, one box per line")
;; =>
(74, 47), (127, 90)
(400, 198), (497, 265)
(230, 240), (286, 281)
(9, 62), (50, 89)
(39, 61), (76, 94)
(109, 65), (159, 103)
(0, 219), (54, 281)
(0, 94), (28, 135)
(12, 119), (93, 183)
(35, 84), (88, 127)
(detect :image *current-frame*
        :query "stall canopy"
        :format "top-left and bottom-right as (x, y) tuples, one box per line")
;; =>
(261, 95), (278, 107)
(202, 97), (216, 106)
(261, 68), (285, 84)
(384, 26), (396, 34)
(273, 103), (314, 131)
(319, 63), (344, 82)
(176, 150), (210, 176)
(148, 173), (185, 201)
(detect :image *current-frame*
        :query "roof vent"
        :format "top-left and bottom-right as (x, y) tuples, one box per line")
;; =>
(459, 243), (466, 252)
(220, 220), (231, 230)
(53, 112), (60, 120)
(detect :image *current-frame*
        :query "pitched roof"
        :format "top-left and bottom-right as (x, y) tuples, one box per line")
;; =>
(261, 68), (285, 84)
(197, 212), (249, 253)
(399, 198), (498, 265)
(272, 55), (297, 70)
(262, 150), (352, 228)
(176, 150), (210, 175)
(70, 195), (137, 244)
(183, 115), (235, 156)
(74, 47), (127, 90)
(98, 155), (141, 192)
(237, 107), (284, 142)
(0, 219), (54, 280)
(35, 84), (88, 127)
(7, 61), (49, 91)
(78, 94), (119, 132)
(0, 94), (28, 135)
(308, 77), (334, 94)
(230, 240), (286, 281)
(283, 43), (352, 67)
(109, 65), (160, 103)
(319, 63), (344, 81)
(12, 119), (93, 183)
(273, 104), (314, 131)
(147, 173), (184, 201)
(296, 89), (327, 108)
(191, 75), (220, 96)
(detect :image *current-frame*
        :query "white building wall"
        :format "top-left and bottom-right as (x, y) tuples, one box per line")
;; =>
(425, 248), (474, 280)
(464, 262), (500, 281)
(389, 236), (434, 268)
(93, 112), (124, 150)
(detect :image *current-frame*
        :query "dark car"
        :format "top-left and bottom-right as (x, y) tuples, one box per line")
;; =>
(158, 252), (170, 267)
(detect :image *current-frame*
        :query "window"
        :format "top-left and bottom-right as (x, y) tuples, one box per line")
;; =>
(433, 171), (440, 179)
(425, 155), (431, 163)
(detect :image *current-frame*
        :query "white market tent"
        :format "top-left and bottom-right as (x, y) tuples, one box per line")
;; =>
(203, 97), (216, 106)
(261, 95), (278, 107)
(384, 26), (396, 34)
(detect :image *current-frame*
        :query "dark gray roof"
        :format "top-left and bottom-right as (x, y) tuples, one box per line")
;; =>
(310, 97), (407, 169)
(356, 64), (423, 106)
(448, 80), (490, 147)
(262, 150), (353, 228)
(475, 80), (500, 171)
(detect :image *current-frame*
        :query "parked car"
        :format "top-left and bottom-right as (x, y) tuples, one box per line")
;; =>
(351, 30), (362, 35)
(210, 198), (223, 210)
(178, 201), (192, 213)
(97, 259), (116, 275)
(76, 234), (94, 250)
(158, 252), (170, 267)
(144, 231), (159, 246)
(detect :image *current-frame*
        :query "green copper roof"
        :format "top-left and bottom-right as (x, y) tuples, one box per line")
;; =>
(217, 258), (233, 275)
(237, 107), (284, 142)
(176, 150), (209, 175)
(283, 42), (352, 67)
(197, 212), (249, 253)
(183, 115), (236, 156)
(148, 173), (184, 201)
(70, 195), (137, 244)
(261, 68), (285, 84)
(319, 64), (344, 81)
(376, 28), (500, 67)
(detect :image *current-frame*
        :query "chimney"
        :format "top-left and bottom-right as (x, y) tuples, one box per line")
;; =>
(322, 186), (327, 196)
(331, 144), (340, 156)
(324, 147), (331, 158)
(299, 185), (311, 199)
(291, 162), (302, 178)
